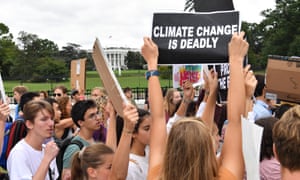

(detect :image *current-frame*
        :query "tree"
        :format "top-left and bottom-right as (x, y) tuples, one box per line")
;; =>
(11, 31), (67, 82)
(125, 51), (145, 69)
(0, 23), (18, 77)
(254, 0), (300, 67)
(33, 57), (67, 82)
(241, 22), (267, 69)
(60, 43), (82, 69)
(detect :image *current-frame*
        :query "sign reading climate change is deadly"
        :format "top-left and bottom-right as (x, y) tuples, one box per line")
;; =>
(152, 11), (240, 64)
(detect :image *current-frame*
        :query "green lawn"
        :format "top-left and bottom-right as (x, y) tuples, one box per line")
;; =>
(3, 70), (172, 93)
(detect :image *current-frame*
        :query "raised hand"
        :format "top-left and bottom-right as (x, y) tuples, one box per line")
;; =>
(44, 141), (59, 162)
(122, 103), (139, 133)
(182, 80), (194, 101)
(0, 102), (10, 122)
(228, 32), (249, 63)
(244, 65), (257, 98)
(141, 37), (159, 70)
(207, 69), (218, 94)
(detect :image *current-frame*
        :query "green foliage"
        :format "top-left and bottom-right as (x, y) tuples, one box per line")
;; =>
(59, 43), (89, 69)
(32, 57), (67, 82)
(3, 70), (172, 93)
(0, 23), (18, 77)
(125, 51), (145, 69)
(259, 0), (300, 66)
(158, 66), (172, 79)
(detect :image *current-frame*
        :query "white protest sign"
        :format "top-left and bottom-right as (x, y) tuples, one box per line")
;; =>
(0, 73), (6, 104)
(242, 117), (263, 180)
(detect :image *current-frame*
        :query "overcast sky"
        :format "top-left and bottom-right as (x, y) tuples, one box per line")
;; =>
(0, 0), (276, 50)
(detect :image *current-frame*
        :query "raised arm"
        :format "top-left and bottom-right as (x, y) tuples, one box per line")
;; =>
(176, 80), (194, 117)
(243, 65), (257, 118)
(105, 100), (117, 151)
(220, 32), (248, 179)
(141, 37), (166, 170)
(201, 69), (218, 131)
(55, 117), (74, 129)
(0, 101), (10, 154)
(110, 103), (138, 180)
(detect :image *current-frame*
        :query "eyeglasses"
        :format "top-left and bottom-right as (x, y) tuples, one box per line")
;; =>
(53, 93), (62, 97)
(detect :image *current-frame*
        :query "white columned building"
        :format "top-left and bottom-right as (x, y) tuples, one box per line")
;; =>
(104, 47), (139, 71)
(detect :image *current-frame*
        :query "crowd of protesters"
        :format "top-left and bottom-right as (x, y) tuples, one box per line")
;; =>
(0, 32), (299, 180)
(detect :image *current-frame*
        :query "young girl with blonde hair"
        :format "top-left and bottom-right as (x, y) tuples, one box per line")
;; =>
(141, 32), (254, 180)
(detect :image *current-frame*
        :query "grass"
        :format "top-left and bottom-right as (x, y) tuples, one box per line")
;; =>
(3, 70), (172, 93)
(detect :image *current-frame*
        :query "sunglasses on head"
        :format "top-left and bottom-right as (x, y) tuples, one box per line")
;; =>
(53, 93), (62, 97)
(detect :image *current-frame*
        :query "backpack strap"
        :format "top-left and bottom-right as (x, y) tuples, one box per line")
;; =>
(70, 139), (84, 150)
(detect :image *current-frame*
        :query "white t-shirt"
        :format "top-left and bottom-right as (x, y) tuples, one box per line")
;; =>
(167, 113), (183, 134)
(126, 147), (149, 180)
(196, 102), (207, 118)
(7, 139), (58, 180)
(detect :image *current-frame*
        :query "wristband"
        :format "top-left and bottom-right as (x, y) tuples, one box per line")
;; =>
(145, 70), (159, 80)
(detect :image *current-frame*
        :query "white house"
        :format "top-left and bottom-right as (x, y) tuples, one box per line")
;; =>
(104, 47), (139, 71)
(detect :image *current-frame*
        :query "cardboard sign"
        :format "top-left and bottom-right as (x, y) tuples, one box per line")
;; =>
(266, 56), (300, 103)
(92, 39), (128, 117)
(70, 58), (86, 91)
(152, 11), (240, 64)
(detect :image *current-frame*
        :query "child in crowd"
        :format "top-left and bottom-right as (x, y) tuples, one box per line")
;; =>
(62, 100), (100, 179)
(71, 102), (139, 180)
(126, 109), (151, 180)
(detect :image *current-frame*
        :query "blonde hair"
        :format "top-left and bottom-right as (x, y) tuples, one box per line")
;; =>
(163, 88), (179, 117)
(273, 105), (300, 171)
(162, 118), (218, 180)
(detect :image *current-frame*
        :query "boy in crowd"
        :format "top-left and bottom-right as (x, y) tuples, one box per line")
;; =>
(7, 100), (59, 180)
(62, 100), (101, 179)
